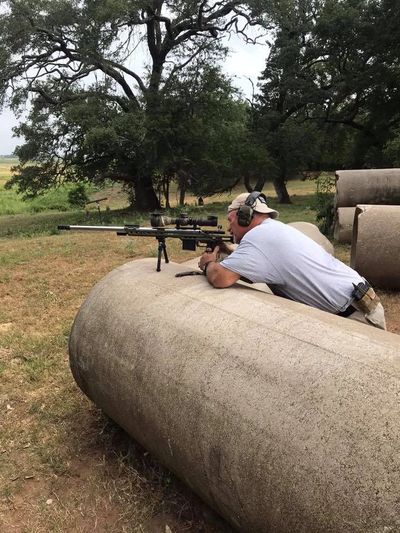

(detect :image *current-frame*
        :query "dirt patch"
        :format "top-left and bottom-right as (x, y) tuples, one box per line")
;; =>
(1, 404), (229, 532)
(379, 290), (400, 334)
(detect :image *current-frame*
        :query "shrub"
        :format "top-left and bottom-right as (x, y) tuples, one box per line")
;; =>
(314, 173), (335, 236)
(68, 184), (89, 208)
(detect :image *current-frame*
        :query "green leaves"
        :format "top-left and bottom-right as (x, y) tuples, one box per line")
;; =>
(255, 0), (400, 180)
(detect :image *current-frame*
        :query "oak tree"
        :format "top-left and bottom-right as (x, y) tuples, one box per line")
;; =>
(1, 0), (264, 209)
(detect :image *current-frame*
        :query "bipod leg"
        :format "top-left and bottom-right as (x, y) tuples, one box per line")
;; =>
(163, 240), (169, 264)
(156, 238), (169, 272)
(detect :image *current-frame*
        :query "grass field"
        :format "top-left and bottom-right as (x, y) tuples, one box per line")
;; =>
(0, 158), (318, 237)
(0, 159), (105, 217)
(1, 161), (399, 532)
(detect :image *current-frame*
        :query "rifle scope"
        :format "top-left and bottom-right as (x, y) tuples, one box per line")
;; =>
(150, 213), (218, 228)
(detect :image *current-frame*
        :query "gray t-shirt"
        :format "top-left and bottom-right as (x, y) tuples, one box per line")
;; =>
(220, 219), (364, 314)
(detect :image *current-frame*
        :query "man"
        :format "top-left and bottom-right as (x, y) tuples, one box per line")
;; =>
(198, 191), (386, 330)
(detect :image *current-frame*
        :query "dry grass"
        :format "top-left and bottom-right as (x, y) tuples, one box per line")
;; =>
(0, 181), (399, 532)
(0, 231), (227, 532)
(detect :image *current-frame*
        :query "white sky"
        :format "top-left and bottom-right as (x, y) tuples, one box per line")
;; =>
(0, 36), (268, 155)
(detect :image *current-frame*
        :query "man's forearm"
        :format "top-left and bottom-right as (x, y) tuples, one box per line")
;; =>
(205, 261), (240, 288)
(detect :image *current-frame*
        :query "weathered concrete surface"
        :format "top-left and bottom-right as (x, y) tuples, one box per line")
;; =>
(69, 259), (400, 533)
(335, 168), (400, 207)
(350, 205), (400, 288)
(333, 207), (356, 244)
(288, 221), (334, 254)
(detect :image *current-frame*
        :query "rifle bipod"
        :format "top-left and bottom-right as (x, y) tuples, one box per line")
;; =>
(156, 237), (169, 272)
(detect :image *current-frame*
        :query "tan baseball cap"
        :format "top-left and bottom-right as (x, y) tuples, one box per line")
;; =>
(227, 193), (279, 219)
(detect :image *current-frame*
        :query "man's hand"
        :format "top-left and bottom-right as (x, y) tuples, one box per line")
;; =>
(216, 241), (237, 256)
(198, 246), (220, 272)
(198, 244), (240, 287)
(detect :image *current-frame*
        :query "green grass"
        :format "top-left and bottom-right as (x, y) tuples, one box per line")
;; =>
(0, 184), (79, 216)
(0, 208), (152, 238)
(0, 194), (317, 239)
(0, 173), (97, 216)
(0, 158), (103, 216)
(0, 157), (136, 237)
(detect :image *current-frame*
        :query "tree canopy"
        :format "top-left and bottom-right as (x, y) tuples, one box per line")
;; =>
(254, 0), (400, 201)
(1, 0), (265, 209)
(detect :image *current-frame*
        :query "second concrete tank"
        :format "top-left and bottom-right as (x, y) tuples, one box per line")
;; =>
(288, 221), (334, 254)
(335, 168), (400, 207)
(350, 205), (400, 288)
(333, 207), (356, 244)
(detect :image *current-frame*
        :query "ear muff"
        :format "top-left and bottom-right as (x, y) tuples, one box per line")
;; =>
(236, 191), (267, 227)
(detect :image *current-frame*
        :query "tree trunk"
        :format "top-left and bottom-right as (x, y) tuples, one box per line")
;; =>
(176, 171), (187, 206)
(179, 184), (186, 206)
(273, 177), (291, 204)
(244, 174), (267, 193)
(162, 174), (171, 209)
(244, 173), (252, 192)
(137, 59), (165, 211)
(134, 176), (161, 211)
(254, 177), (266, 192)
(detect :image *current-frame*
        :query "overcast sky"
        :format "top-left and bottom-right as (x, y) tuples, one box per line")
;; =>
(0, 35), (268, 156)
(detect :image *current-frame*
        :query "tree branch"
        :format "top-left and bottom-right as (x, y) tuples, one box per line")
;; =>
(91, 58), (140, 108)
(106, 59), (147, 94)
(162, 39), (221, 93)
(30, 87), (131, 112)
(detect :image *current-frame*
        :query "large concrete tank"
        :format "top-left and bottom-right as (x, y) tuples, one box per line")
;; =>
(287, 221), (334, 254)
(350, 204), (400, 289)
(69, 259), (400, 532)
(333, 207), (356, 243)
(335, 168), (400, 207)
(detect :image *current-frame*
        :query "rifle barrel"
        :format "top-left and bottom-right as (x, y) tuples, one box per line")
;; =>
(58, 225), (125, 232)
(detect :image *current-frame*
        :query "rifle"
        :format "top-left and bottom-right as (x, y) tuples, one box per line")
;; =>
(58, 212), (233, 272)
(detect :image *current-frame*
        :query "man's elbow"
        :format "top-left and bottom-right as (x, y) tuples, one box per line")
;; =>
(212, 276), (234, 289)
(207, 264), (239, 288)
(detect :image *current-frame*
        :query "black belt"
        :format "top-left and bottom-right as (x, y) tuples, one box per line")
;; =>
(337, 304), (357, 318)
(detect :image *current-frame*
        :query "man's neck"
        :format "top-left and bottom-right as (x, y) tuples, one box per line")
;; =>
(253, 214), (270, 227)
